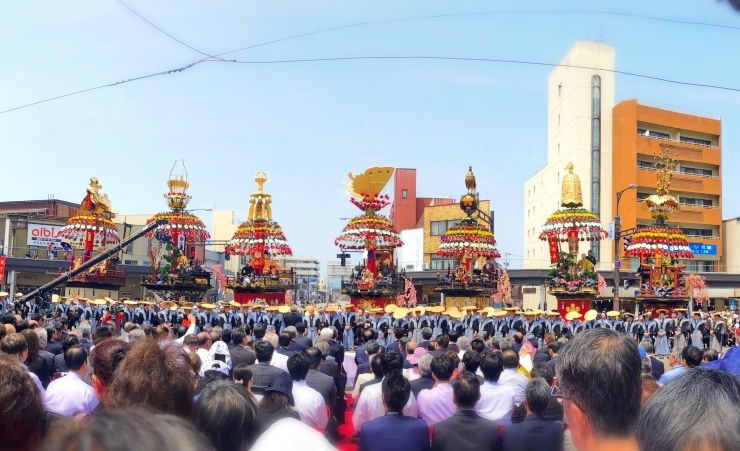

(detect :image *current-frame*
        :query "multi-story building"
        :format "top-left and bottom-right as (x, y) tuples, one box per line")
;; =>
(612, 99), (723, 271)
(523, 41), (616, 268)
(390, 168), (455, 233)
(421, 200), (491, 271)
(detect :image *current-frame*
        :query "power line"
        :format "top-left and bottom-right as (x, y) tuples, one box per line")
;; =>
(2, 54), (737, 115)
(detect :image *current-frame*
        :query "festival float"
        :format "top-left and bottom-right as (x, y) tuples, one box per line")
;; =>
(336, 167), (405, 310)
(435, 166), (501, 309)
(539, 162), (608, 317)
(58, 177), (123, 299)
(141, 162), (212, 303)
(225, 172), (295, 305)
(624, 151), (694, 313)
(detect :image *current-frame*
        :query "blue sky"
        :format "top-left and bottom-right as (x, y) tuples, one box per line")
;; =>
(2, 1), (739, 274)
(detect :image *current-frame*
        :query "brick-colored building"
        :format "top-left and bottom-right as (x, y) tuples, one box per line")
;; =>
(389, 168), (454, 233)
(421, 200), (491, 270)
(612, 99), (722, 271)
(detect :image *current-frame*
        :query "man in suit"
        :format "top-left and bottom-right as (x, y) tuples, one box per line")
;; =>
(282, 304), (304, 328)
(325, 328), (346, 373)
(432, 370), (501, 451)
(386, 328), (405, 354)
(410, 354), (436, 398)
(248, 340), (286, 395)
(358, 370), (430, 451)
(44, 324), (63, 355)
(501, 377), (563, 451)
(356, 340), (381, 376)
(293, 323), (313, 349)
(276, 332), (295, 357)
(418, 327), (433, 351)
(305, 346), (340, 438)
(355, 329), (377, 365)
(283, 326), (307, 352)
(428, 334), (450, 359)
(230, 329), (256, 369)
(315, 340), (347, 425)
(639, 341), (665, 381)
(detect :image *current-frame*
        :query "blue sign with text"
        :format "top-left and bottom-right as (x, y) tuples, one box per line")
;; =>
(689, 243), (717, 255)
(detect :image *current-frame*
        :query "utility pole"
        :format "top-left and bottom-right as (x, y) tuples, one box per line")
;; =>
(613, 185), (637, 311)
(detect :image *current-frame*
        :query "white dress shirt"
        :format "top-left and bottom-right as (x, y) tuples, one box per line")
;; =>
(271, 352), (289, 373)
(352, 377), (418, 431)
(497, 369), (529, 404)
(291, 380), (329, 430)
(475, 380), (515, 424)
(25, 365), (46, 396)
(250, 418), (335, 451)
(44, 372), (98, 416)
(196, 348), (213, 376)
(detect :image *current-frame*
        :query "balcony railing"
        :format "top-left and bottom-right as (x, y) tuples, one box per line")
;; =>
(637, 132), (718, 149)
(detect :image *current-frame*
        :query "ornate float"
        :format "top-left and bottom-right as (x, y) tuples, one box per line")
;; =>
(225, 172), (295, 305)
(58, 177), (124, 298)
(336, 167), (405, 310)
(141, 162), (212, 303)
(539, 162), (608, 317)
(435, 166), (500, 309)
(624, 151), (693, 312)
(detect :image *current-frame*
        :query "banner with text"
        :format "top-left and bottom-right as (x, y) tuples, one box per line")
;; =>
(27, 223), (65, 247)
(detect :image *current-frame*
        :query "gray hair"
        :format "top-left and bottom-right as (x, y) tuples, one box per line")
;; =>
(457, 337), (470, 351)
(525, 377), (552, 414)
(420, 327), (433, 340)
(128, 329), (146, 344)
(265, 332), (278, 348)
(284, 326), (297, 337)
(417, 354), (433, 377)
(314, 340), (330, 358)
(212, 326), (223, 340)
(319, 328), (333, 341)
(79, 323), (92, 338)
(557, 329), (642, 439)
(499, 338), (514, 352)
(35, 327), (48, 346)
(670, 346), (682, 362)
(641, 357), (652, 375)
(639, 341), (654, 354)
(638, 369), (740, 451)
(290, 304), (298, 312)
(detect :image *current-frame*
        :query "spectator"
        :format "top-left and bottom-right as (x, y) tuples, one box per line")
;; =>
(419, 327), (433, 349)
(294, 322), (313, 349)
(511, 363), (563, 423)
(353, 351), (418, 430)
(79, 323), (92, 351)
(37, 408), (215, 451)
(35, 326), (55, 377)
(639, 341), (664, 381)
(502, 377), (563, 451)
(233, 363), (254, 392)
(410, 354), (436, 398)
(182, 334), (198, 354)
(128, 328), (146, 344)
(359, 370), (430, 451)
(304, 346), (337, 417)
(557, 329), (641, 451)
(0, 353), (44, 451)
(640, 375), (660, 407)
(287, 351), (328, 430)
(44, 345), (98, 416)
(195, 380), (260, 451)
(258, 371), (300, 431)
(432, 370), (501, 451)
(90, 338), (130, 408)
(44, 324), (62, 355)
(702, 348), (719, 363)
(404, 345), (427, 381)
(266, 332), (289, 371)
(418, 354), (457, 426)
(52, 334), (79, 373)
(1, 332), (45, 394)
(659, 345), (702, 385)
(638, 369), (740, 451)
(353, 353), (383, 400)
(230, 329), (256, 369)
(498, 350), (529, 403)
(107, 338), (194, 418)
(429, 334), (450, 358)
(512, 332), (524, 353)
(21, 328), (50, 388)
(196, 332), (213, 370)
(546, 341), (560, 372)
(276, 331), (294, 356)
(461, 350), (484, 384)
(356, 339), (381, 375)
(476, 351), (515, 425)
(249, 340), (286, 395)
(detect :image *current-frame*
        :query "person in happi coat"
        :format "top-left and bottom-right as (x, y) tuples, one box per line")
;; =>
(639, 312), (656, 346)
(653, 309), (672, 358)
(565, 311), (584, 334)
(342, 305), (357, 349)
(502, 307), (521, 337)
(426, 306), (448, 339)
(521, 311), (539, 342)
(263, 306), (283, 333)
(709, 312), (726, 353)
(623, 313), (641, 340)
(583, 310), (600, 330)
(463, 307), (479, 341)
(375, 308), (392, 347)
(491, 310), (507, 338)
(690, 311), (706, 348)
(604, 311), (622, 332)
(448, 310), (465, 337)
(304, 306), (321, 340)
(546, 310), (563, 336)
(409, 307), (427, 343)
(672, 308), (690, 354)
(78, 298), (94, 326)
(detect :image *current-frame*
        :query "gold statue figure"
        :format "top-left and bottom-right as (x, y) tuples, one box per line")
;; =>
(81, 177), (114, 214)
(247, 172), (273, 220)
(560, 162), (583, 208)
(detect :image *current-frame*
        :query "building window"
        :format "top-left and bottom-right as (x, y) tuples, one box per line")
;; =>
(679, 197), (713, 208)
(680, 136), (712, 147)
(637, 192), (650, 202)
(637, 160), (655, 170)
(680, 228), (714, 237)
(685, 260), (715, 272)
(558, 83), (562, 96)
(533, 186), (536, 195)
(528, 189), (530, 198)
(430, 219), (461, 236)
(533, 206), (536, 215)
(680, 166), (713, 177)
(557, 172), (560, 183)
(401, 189), (407, 199)
(430, 256), (458, 270)
(557, 143), (560, 154)
(558, 114), (560, 126)
(638, 128), (670, 140)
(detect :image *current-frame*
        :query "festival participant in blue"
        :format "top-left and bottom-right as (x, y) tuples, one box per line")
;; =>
(0, 291), (8, 315)
(604, 311), (622, 332)
(426, 306), (448, 339)
(342, 304), (356, 349)
(141, 301), (158, 327)
(409, 307), (426, 343)
(247, 304), (265, 328)
(263, 305), (283, 333)
(502, 307), (521, 337)
(449, 310), (465, 337)
(545, 310), (563, 336)
(653, 309), (672, 358)
(463, 306), (479, 340)
(375, 307), (393, 347)
(90, 298), (107, 330)
(709, 312), (726, 353)
(522, 310), (539, 341)
(672, 308), (690, 354)
(391, 306), (408, 332)
(583, 309), (599, 330)
(623, 312), (640, 340)
(638, 312), (655, 345)
(565, 311), (584, 334)
(490, 309), (507, 338)
(304, 305), (320, 340)
(233, 302), (247, 328)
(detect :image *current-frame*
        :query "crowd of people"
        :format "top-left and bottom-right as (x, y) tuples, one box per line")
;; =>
(1, 297), (740, 451)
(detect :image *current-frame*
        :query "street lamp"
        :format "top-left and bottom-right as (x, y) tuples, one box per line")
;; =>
(613, 184), (638, 310)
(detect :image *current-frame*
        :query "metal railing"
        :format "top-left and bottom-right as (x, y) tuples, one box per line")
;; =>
(637, 164), (719, 179)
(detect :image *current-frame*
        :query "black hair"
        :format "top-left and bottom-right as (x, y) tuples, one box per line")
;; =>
(232, 329), (246, 346)
(502, 349), (520, 369)
(363, 328), (376, 342)
(526, 377), (551, 414)
(370, 354), (383, 378)
(451, 370), (480, 409)
(295, 322), (306, 334)
(470, 339), (486, 354)
(177, 325), (188, 338)
(436, 334), (450, 349)
(531, 362), (555, 386)
(254, 341), (274, 363)
(221, 329), (232, 345)
(394, 327), (405, 339)
(547, 341), (561, 354)
(430, 355), (455, 381)
(382, 370), (410, 412)
(278, 332), (291, 347)
(380, 351), (404, 375)
(253, 326), (266, 340)
(233, 364), (253, 387)
(702, 349), (719, 362)
(195, 380), (260, 451)
(305, 347), (322, 369)
(61, 334), (80, 353)
(462, 350), (482, 373)
(92, 325), (114, 344)
(480, 352), (504, 383)
(287, 352), (310, 381)
(421, 328), (433, 340)
(682, 346), (703, 368)
(64, 345), (88, 371)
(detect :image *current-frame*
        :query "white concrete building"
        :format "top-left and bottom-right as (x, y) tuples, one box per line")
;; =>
(396, 228), (424, 271)
(523, 41), (615, 270)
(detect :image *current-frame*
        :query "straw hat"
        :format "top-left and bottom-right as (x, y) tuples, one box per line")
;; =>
(181, 302), (194, 309)
(523, 309), (537, 317)
(641, 311), (651, 317)
(413, 307), (426, 316)
(265, 306), (279, 312)
(0, 291), (9, 297)
(278, 305), (291, 314)
(532, 308), (545, 315)
(504, 307), (518, 312)
(393, 308), (409, 319)
(491, 310), (507, 317)
(14, 293), (23, 298)
(124, 300), (138, 306)
(515, 310), (524, 315)
(160, 300), (176, 310)
(104, 297), (116, 304)
(479, 306), (495, 315)
(305, 305), (316, 314)
(447, 310), (463, 319)
(229, 301), (241, 308)
(326, 305), (338, 313)
(51, 294), (61, 303)
(78, 297), (91, 303)
(369, 307), (384, 313)
(584, 310), (598, 321)
(460, 305), (478, 311)
(426, 305), (445, 313)
(565, 311), (582, 321)
(384, 304), (397, 314)
(91, 299), (107, 306)
(674, 308), (687, 312)
(624, 312), (635, 318)
(606, 310), (621, 318)
(656, 308), (669, 315)
(201, 303), (217, 309)
(547, 310), (561, 316)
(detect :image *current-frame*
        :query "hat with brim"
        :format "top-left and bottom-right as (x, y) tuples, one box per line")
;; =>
(124, 300), (138, 306)
(426, 305), (445, 313)
(461, 305), (478, 311)
(492, 310), (507, 317)
(606, 311), (621, 318)
(584, 310), (598, 321)
(641, 311), (651, 317)
(92, 299), (107, 306)
(78, 297), (91, 303)
(393, 308), (409, 319)
(305, 305), (316, 313)
(565, 311), (582, 321)
(413, 307), (426, 316)
(532, 308), (545, 315)
(523, 310), (536, 317)
(51, 294), (61, 303)
(504, 307), (517, 312)
(181, 302), (194, 309)
(160, 301), (176, 310)
(548, 310), (561, 316)
(656, 309), (669, 315)
(624, 312), (635, 318)
(406, 347), (428, 365)
(478, 307), (494, 314)
(229, 301), (241, 308)
(326, 305), (338, 313)
(104, 297), (116, 304)
(201, 303), (217, 309)
(369, 308), (383, 313)
(264, 371), (295, 406)
(14, 293), (23, 298)
(0, 291), (9, 297)
(384, 304), (397, 314)
(447, 310), (463, 319)
(674, 308), (688, 312)
(278, 305), (290, 314)
(266, 306), (279, 312)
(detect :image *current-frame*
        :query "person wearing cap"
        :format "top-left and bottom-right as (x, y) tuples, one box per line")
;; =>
(262, 306), (283, 333)
(502, 308), (521, 338)
(122, 301), (136, 325)
(375, 309), (392, 347)
(328, 305), (344, 344)
(709, 312), (726, 353)
(604, 311), (622, 332)
(637, 312), (655, 346)
(143, 302), (159, 328)
(672, 308), (689, 354)
(448, 311), (465, 338)
(463, 307), (479, 341)
(304, 306), (320, 340)
(409, 308), (427, 344)
(689, 311), (706, 349)
(521, 311), (539, 342)
(545, 311), (563, 336)
(77, 298), (93, 327)
(653, 309), (672, 358)
(427, 307), (448, 340)
(565, 312), (584, 335)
